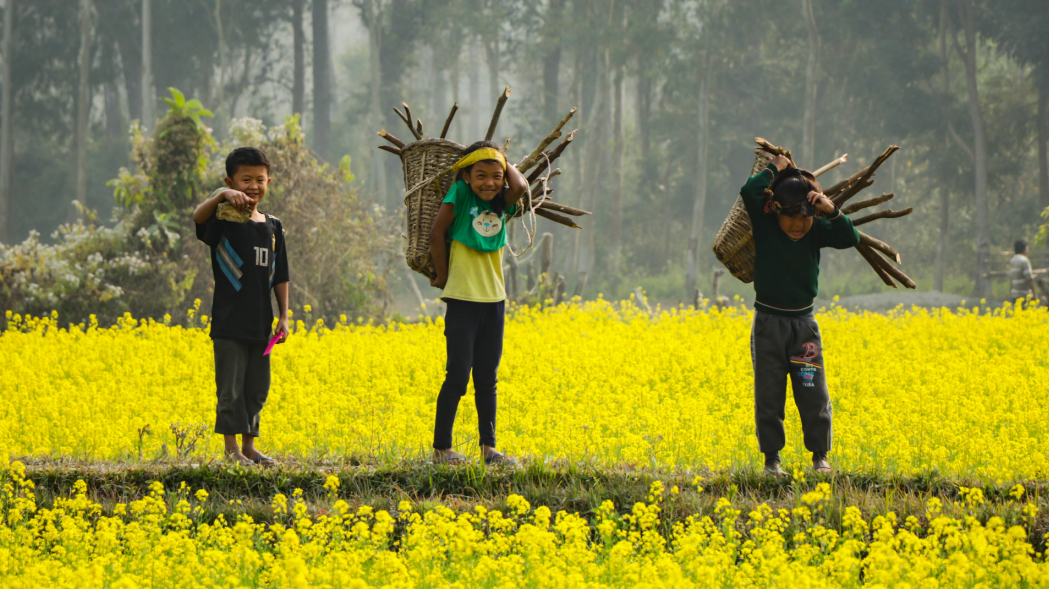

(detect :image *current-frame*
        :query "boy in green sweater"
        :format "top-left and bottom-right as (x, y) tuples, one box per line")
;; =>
(740, 154), (860, 476)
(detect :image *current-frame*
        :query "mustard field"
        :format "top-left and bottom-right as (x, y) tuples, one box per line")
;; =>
(3, 300), (1049, 588)
(2, 300), (1048, 479)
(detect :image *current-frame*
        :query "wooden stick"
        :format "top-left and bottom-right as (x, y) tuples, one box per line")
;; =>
(813, 154), (847, 177)
(526, 131), (576, 184)
(440, 103), (458, 139)
(754, 137), (795, 167)
(485, 86), (511, 142)
(535, 207), (581, 229)
(393, 107), (421, 140)
(503, 136), (511, 153)
(377, 145), (402, 156)
(517, 107), (578, 173)
(856, 244), (898, 289)
(877, 256), (917, 289)
(830, 145), (899, 207)
(378, 129), (405, 149)
(538, 200), (590, 216)
(852, 208), (913, 227)
(859, 231), (902, 264)
(841, 193), (894, 215)
(530, 168), (562, 185)
(529, 183), (554, 200)
(416, 118), (424, 138)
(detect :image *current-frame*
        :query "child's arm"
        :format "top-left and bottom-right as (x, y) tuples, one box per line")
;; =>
(810, 190), (860, 249)
(192, 188), (256, 224)
(429, 203), (456, 289)
(273, 282), (290, 343)
(739, 155), (789, 220)
(503, 164), (529, 207)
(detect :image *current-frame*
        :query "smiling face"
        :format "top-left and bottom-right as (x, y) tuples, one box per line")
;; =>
(462, 160), (505, 201)
(778, 212), (814, 240)
(225, 165), (271, 205)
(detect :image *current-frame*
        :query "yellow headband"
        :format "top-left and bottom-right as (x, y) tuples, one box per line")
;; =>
(452, 148), (506, 172)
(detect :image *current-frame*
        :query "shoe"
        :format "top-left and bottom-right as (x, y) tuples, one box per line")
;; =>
(813, 458), (832, 474)
(764, 463), (787, 477)
(484, 451), (517, 466)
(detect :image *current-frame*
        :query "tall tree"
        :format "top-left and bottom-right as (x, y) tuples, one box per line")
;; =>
(0, 0), (14, 243)
(291, 0), (305, 117)
(800, 0), (819, 169)
(141, 0), (153, 127)
(74, 0), (92, 206)
(313, 0), (332, 160)
(950, 0), (991, 297)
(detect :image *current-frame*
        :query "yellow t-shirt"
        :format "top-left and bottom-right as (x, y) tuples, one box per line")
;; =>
(442, 240), (506, 302)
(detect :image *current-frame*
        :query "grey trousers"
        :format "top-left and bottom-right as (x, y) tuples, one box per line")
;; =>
(750, 311), (833, 454)
(213, 339), (270, 437)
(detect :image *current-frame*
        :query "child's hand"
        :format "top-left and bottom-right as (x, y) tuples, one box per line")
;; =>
(430, 273), (447, 289)
(770, 155), (791, 171)
(274, 317), (290, 344)
(222, 189), (256, 210)
(807, 191), (837, 214)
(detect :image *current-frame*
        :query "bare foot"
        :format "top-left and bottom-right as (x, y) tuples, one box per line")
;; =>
(225, 450), (252, 466)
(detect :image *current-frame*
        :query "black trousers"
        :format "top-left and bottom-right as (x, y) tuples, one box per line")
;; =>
(432, 299), (504, 450)
(750, 311), (833, 454)
(213, 338), (270, 436)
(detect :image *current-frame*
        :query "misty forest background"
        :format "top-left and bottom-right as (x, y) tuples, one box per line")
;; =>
(0, 0), (1047, 325)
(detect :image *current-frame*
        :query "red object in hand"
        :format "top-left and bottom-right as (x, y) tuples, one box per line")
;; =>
(263, 334), (281, 356)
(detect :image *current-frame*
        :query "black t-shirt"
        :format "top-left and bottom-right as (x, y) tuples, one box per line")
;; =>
(196, 213), (290, 343)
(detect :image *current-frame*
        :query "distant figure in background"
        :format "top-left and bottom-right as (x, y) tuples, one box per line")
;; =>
(192, 147), (290, 467)
(739, 154), (860, 477)
(1009, 240), (1036, 306)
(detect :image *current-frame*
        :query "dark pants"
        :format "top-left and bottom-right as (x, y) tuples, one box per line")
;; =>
(750, 311), (833, 455)
(213, 338), (270, 437)
(432, 299), (504, 450)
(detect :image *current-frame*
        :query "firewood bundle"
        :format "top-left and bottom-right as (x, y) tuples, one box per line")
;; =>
(377, 87), (588, 280)
(714, 138), (916, 289)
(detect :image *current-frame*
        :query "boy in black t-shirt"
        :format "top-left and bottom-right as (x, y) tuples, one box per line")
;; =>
(193, 147), (290, 466)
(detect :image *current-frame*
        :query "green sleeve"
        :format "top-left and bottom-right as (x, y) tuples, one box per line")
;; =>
(740, 163), (778, 219)
(816, 209), (861, 249)
(442, 180), (466, 209)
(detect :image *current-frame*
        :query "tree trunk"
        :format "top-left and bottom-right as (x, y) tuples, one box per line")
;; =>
(141, 0), (153, 128)
(291, 0), (305, 117)
(468, 40), (481, 140)
(483, 34), (499, 107)
(1039, 84), (1048, 211)
(451, 44), (462, 140)
(75, 0), (92, 207)
(574, 50), (608, 277)
(609, 66), (623, 275)
(363, 0), (389, 208)
(104, 78), (122, 142)
(542, 0), (565, 126)
(955, 0), (991, 298)
(113, 6), (140, 123)
(0, 0), (13, 243)
(800, 0), (819, 169)
(312, 0), (332, 160)
(686, 56), (712, 299)
(935, 185), (949, 292)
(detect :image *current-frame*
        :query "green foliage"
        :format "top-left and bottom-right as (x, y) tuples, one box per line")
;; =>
(160, 88), (214, 131)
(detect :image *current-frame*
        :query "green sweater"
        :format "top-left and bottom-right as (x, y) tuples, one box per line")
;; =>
(741, 163), (860, 317)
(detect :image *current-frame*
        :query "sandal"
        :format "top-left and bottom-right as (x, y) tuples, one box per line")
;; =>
(250, 454), (280, 467)
(484, 451), (517, 466)
(434, 451), (467, 464)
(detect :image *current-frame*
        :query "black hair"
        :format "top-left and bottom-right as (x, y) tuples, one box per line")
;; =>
(225, 146), (271, 179)
(766, 167), (821, 216)
(459, 140), (508, 217)
(1016, 239), (1028, 254)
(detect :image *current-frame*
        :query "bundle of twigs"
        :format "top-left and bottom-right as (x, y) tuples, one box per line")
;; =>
(715, 138), (915, 289)
(377, 88), (588, 278)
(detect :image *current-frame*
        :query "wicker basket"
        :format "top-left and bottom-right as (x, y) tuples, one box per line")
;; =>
(401, 138), (466, 280)
(712, 148), (775, 283)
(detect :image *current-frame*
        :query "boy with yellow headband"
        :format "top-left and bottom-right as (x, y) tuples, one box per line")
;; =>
(428, 141), (529, 464)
